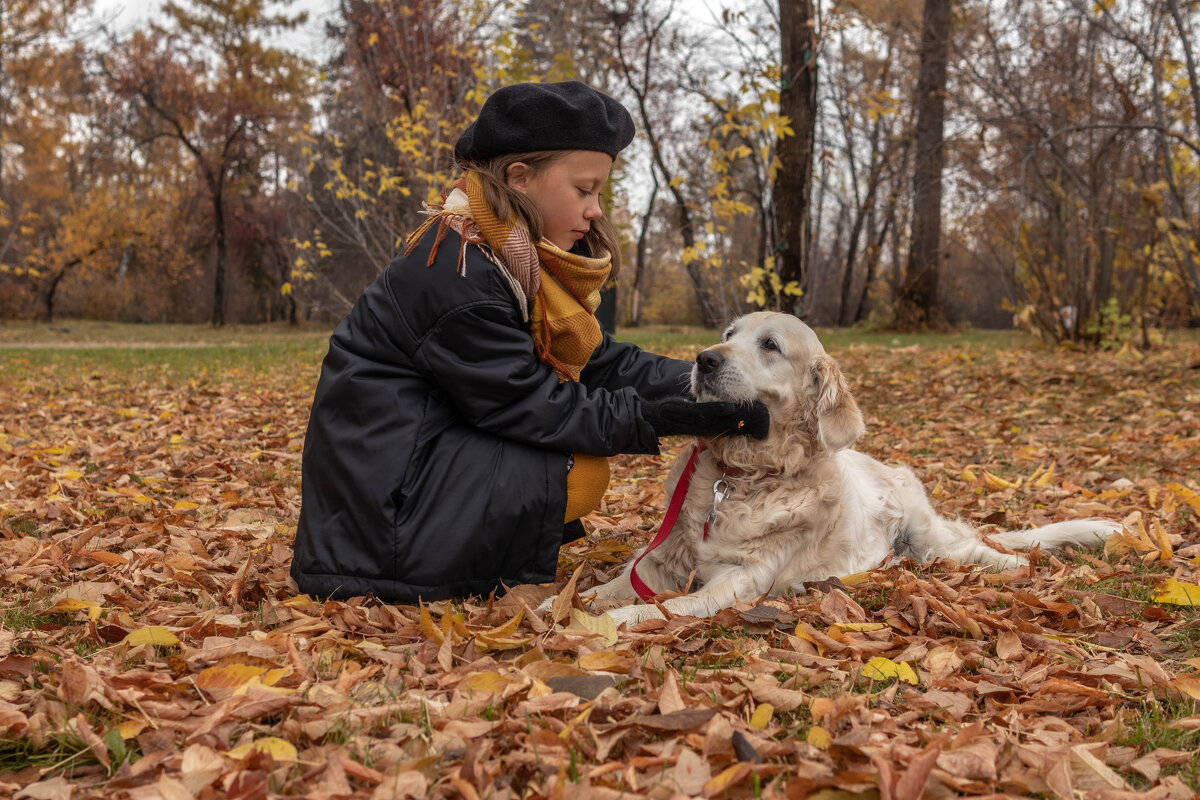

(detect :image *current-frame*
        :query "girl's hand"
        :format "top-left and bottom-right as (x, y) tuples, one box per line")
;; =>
(641, 398), (770, 439)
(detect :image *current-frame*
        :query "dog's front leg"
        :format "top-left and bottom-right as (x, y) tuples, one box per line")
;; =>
(606, 563), (773, 627)
(657, 563), (772, 617)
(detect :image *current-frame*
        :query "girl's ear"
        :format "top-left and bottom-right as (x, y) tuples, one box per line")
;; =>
(505, 162), (532, 192)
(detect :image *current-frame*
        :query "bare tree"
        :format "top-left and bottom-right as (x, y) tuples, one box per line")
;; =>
(895, 0), (951, 329)
(774, 0), (819, 315)
(606, 0), (722, 326)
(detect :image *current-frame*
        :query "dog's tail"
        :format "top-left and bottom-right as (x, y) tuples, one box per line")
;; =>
(983, 520), (1121, 569)
(931, 518), (1121, 571)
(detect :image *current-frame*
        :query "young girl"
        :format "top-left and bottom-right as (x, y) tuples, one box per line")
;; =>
(291, 81), (768, 602)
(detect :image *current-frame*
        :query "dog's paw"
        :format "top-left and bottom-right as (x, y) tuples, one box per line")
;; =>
(606, 603), (665, 627)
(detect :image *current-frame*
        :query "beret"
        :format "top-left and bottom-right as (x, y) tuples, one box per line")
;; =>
(454, 81), (636, 164)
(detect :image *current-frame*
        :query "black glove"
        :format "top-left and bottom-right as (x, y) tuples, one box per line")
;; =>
(641, 397), (770, 439)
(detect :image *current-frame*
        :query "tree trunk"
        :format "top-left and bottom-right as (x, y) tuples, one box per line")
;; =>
(774, 0), (818, 316)
(212, 189), (227, 327)
(1164, 0), (1200, 316)
(630, 175), (658, 328)
(896, 0), (951, 330)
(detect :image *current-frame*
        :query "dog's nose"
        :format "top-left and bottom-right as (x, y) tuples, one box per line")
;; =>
(696, 349), (724, 374)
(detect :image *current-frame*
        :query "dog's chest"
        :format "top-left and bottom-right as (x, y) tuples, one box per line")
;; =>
(683, 465), (813, 544)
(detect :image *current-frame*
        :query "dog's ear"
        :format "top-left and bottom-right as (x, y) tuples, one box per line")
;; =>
(810, 355), (866, 450)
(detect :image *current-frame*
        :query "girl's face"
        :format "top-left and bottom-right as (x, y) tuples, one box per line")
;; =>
(507, 150), (613, 251)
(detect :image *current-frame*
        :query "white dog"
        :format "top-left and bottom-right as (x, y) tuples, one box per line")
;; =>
(576, 312), (1119, 627)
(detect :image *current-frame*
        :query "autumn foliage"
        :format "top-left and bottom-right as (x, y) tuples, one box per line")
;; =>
(2, 331), (1199, 797)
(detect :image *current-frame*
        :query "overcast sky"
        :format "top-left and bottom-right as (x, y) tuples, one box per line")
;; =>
(93, 0), (336, 53)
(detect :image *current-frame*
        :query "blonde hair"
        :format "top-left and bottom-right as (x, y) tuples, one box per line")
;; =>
(459, 152), (623, 278)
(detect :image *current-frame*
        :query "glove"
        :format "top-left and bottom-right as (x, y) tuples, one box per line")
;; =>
(641, 397), (770, 439)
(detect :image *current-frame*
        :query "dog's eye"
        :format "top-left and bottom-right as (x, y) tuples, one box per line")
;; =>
(761, 338), (779, 352)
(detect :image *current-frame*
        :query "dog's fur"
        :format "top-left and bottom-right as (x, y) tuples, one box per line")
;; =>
(581, 312), (1120, 627)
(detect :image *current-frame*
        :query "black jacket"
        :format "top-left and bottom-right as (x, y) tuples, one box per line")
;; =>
(291, 229), (692, 602)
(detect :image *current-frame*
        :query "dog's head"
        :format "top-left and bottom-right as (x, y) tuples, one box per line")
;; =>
(691, 312), (865, 470)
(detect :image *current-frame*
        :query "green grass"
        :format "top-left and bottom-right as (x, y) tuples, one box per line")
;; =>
(3, 319), (1182, 382)
(1116, 697), (1200, 788)
(0, 320), (331, 378)
(615, 323), (1038, 357)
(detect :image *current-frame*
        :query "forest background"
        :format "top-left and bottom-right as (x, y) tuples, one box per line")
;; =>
(2, 0), (1200, 344)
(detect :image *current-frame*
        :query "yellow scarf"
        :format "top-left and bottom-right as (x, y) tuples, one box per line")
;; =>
(406, 172), (611, 382)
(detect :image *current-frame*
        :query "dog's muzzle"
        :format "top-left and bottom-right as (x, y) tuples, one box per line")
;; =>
(692, 348), (728, 400)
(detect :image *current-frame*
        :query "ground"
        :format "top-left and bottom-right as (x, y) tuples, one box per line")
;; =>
(0, 321), (1199, 800)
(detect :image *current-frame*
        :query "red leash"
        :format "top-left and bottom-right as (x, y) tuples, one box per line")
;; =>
(629, 441), (705, 602)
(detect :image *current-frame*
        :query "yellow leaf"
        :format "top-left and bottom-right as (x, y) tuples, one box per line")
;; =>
(283, 595), (320, 611)
(1154, 578), (1200, 606)
(474, 633), (534, 652)
(172, 500), (199, 512)
(116, 719), (147, 739)
(806, 725), (833, 749)
(418, 600), (447, 645)
(1152, 520), (1173, 560)
(123, 626), (180, 647)
(862, 656), (918, 685)
(226, 737), (298, 762)
(829, 622), (886, 635)
(1032, 460), (1057, 487)
(460, 671), (512, 693)
(196, 657), (291, 696)
(48, 597), (102, 621)
(563, 609), (618, 646)
(578, 650), (634, 674)
(838, 572), (871, 586)
(749, 703), (773, 729)
(794, 622), (826, 655)
(480, 609), (524, 640)
(1166, 482), (1200, 516)
(1169, 675), (1200, 701)
(983, 471), (1018, 490)
(961, 467), (977, 482)
(704, 762), (751, 795)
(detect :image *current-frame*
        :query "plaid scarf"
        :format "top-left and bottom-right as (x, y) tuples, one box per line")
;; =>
(405, 172), (611, 382)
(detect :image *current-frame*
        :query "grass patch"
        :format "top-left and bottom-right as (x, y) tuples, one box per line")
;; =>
(1, 604), (53, 633)
(1116, 697), (1200, 788)
(614, 323), (1037, 357)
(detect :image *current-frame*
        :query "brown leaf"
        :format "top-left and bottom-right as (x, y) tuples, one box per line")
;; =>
(616, 707), (717, 732)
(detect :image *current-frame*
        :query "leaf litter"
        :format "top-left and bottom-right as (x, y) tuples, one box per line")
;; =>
(1, 340), (1199, 799)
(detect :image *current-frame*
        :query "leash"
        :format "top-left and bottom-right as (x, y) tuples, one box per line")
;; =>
(629, 441), (705, 602)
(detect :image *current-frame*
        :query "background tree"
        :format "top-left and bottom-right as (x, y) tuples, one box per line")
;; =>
(290, 0), (493, 315)
(773, 0), (819, 316)
(104, 0), (311, 326)
(894, 0), (951, 329)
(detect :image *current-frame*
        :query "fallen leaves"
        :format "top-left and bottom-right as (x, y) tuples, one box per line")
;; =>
(0, 336), (1198, 798)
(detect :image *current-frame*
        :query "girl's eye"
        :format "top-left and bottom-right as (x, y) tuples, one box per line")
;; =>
(762, 338), (779, 352)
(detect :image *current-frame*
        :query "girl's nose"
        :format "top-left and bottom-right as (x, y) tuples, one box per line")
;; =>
(584, 197), (604, 220)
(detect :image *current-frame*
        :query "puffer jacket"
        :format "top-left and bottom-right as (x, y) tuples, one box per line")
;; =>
(291, 229), (693, 602)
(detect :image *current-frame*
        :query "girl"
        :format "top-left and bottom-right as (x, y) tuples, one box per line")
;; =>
(291, 81), (768, 602)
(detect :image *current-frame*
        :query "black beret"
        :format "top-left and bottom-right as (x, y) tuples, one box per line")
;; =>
(454, 81), (636, 164)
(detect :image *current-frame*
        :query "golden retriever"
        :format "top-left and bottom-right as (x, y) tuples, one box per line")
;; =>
(585, 312), (1119, 626)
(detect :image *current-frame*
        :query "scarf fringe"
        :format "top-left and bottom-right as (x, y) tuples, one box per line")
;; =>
(403, 173), (610, 383)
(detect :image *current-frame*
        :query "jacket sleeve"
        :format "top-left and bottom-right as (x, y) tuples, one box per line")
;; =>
(408, 297), (662, 456)
(579, 332), (694, 400)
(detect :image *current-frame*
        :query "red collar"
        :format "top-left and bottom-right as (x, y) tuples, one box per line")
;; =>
(628, 440), (776, 602)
